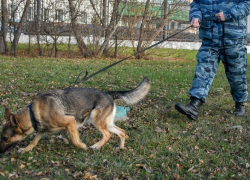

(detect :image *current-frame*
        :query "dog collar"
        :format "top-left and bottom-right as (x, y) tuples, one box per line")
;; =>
(28, 104), (38, 132)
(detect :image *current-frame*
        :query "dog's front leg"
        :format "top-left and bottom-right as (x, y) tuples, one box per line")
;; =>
(18, 132), (44, 154)
(65, 116), (88, 150)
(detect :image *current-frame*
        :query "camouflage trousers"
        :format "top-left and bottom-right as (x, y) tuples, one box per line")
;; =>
(189, 44), (248, 103)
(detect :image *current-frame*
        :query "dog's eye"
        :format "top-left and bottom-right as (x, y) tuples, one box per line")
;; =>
(2, 137), (8, 142)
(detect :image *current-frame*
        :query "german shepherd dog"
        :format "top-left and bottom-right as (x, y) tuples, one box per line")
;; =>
(0, 77), (150, 154)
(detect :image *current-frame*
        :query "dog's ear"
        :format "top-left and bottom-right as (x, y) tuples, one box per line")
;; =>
(5, 108), (12, 120)
(5, 108), (17, 127)
(9, 115), (17, 127)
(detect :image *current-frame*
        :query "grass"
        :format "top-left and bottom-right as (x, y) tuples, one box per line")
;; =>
(0, 49), (250, 179)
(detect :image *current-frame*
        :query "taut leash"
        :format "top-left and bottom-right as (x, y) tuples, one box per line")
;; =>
(69, 15), (215, 87)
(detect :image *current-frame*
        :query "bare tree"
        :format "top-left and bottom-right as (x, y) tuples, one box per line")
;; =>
(97, 0), (128, 56)
(43, 21), (70, 58)
(134, 0), (189, 59)
(1, 0), (190, 58)
(144, 0), (188, 48)
(68, 0), (90, 57)
(11, 0), (32, 56)
(0, 0), (8, 54)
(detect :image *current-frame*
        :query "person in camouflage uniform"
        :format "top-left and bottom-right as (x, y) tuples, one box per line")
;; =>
(175, 0), (250, 120)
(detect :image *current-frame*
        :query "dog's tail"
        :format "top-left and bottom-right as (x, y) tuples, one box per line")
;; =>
(108, 77), (150, 105)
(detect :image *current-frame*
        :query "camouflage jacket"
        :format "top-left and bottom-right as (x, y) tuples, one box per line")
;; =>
(190, 0), (250, 46)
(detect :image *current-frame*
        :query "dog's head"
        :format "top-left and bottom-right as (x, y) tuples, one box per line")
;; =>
(0, 108), (26, 154)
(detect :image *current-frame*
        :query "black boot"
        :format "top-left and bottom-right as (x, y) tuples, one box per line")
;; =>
(234, 102), (245, 116)
(175, 97), (203, 120)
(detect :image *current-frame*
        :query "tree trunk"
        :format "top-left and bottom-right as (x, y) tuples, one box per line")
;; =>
(11, 0), (32, 56)
(136, 0), (150, 59)
(68, 0), (90, 57)
(102, 0), (108, 55)
(114, 14), (119, 58)
(163, 0), (168, 39)
(103, 0), (107, 32)
(68, 30), (72, 58)
(98, 0), (127, 56)
(28, 34), (31, 54)
(0, 37), (4, 53)
(36, 0), (42, 56)
(54, 38), (58, 58)
(0, 0), (8, 54)
(114, 33), (118, 58)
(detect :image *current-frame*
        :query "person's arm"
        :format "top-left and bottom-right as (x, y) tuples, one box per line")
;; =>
(189, 0), (202, 27)
(223, 0), (250, 21)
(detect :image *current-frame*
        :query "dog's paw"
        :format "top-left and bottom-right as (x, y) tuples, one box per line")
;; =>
(18, 148), (26, 154)
(115, 147), (127, 151)
(77, 143), (88, 151)
(18, 146), (34, 154)
(90, 144), (100, 150)
(82, 146), (88, 151)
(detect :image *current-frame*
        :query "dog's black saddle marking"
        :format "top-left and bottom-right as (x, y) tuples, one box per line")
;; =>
(28, 104), (39, 132)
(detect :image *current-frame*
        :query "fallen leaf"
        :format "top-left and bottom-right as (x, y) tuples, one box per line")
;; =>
(73, 171), (84, 179)
(8, 172), (18, 179)
(188, 166), (194, 172)
(37, 172), (43, 176)
(246, 163), (250, 169)
(173, 174), (179, 180)
(11, 158), (16, 162)
(19, 164), (26, 169)
(136, 164), (153, 173)
(168, 147), (173, 152)
(231, 125), (243, 130)
(155, 126), (163, 133)
(63, 138), (69, 144)
(84, 173), (91, 179)
(83, 172), (98, 180)
(191, 169), (199, 173)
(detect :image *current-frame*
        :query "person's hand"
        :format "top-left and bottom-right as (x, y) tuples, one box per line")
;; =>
(191, 18), (200, 27)
(215, 12), (226, 21)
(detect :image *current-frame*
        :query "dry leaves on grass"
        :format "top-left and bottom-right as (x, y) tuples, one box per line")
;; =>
(73, 171), (98, 180)
(136, 164), (153, 173)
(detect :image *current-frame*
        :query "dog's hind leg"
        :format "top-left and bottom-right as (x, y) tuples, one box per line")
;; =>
(90, 127), (111, 149)
(18, 132), (44, 154)
(105, 106), (126, 149)
(64, 116), (88, 150)
(90, 109), (112, 150)
(108, 125), (126, 149)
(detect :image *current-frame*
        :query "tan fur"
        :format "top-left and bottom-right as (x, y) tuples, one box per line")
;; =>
(1, 100), (127, 153)
(0, 77), (150, 154)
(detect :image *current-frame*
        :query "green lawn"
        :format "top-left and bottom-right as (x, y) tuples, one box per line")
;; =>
(0, 50), (250, 179)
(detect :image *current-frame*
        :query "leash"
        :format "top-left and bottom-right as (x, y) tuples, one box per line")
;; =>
(69, 15), (215, 87)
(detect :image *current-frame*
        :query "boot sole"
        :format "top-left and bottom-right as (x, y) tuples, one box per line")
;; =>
(234, 111), (245, 116)
(175, 104), (197, 120)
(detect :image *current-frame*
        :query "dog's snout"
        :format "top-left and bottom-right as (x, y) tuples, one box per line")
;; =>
(0, 141), (6, 154)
